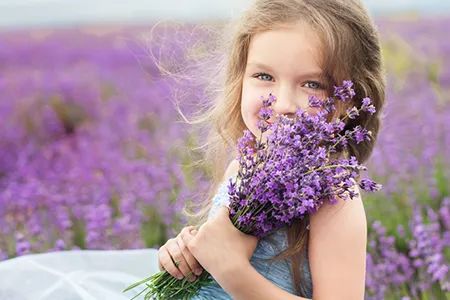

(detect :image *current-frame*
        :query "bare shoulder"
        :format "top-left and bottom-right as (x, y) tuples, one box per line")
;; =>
(222, 158), (240, 182)
(308, 184), (367, 299)
(310, 183), (366, 226)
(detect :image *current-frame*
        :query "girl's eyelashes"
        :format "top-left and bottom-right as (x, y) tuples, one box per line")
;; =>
(253, 72), (273, 82)
(304, 81), (324, 90)
(252, 72), (325, 90)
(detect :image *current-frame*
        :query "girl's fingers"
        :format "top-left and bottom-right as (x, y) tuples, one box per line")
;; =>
(166, 239), (197, 282)
(177, 229), (203, 276)
(180, 226), (203, 276)
(157, 249), (164, 271)
(158, 242), (184, 280)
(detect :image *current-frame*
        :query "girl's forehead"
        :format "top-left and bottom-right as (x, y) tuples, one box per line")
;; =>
(250, 22), (322, 48)
(247, 23), (324, 72)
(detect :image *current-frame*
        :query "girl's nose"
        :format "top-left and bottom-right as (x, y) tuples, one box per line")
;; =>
(271, 88), (303, 119)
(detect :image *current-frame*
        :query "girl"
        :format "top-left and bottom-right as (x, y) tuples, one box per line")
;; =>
(159, 0), (385, 299)
(0, 0), (385, 299)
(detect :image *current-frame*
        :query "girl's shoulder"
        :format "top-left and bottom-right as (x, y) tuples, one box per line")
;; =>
(222, 159), (240, 183)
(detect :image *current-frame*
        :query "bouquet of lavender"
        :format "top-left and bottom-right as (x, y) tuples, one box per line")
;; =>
(123, 80), (382, 299)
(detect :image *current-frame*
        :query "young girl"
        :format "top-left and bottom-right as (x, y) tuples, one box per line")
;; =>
(158, 0), (385, 299)
(0, 0), (385, 299)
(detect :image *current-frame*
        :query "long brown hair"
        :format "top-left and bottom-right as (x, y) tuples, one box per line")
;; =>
(149, 0), (386, 296)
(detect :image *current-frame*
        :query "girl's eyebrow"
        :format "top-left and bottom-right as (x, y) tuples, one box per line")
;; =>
(247, 62), (323, 79)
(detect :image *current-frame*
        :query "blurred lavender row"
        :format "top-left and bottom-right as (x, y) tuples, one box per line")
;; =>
(0, 16), (449, 299)
(0, 25), (209, 257)
(363, 16), (450, 299)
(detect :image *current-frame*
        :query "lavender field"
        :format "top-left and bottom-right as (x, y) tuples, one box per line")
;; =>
(0, 16), (449, 299)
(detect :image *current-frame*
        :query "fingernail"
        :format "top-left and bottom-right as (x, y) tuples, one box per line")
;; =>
(195, 269), (202, 275)
(188, 274), (197, 282)
(177, 275), (183, 280)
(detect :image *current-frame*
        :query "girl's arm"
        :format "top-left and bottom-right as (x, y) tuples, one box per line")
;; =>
(214, 262), (310, 300)
(214, 184), (367, 300)
(307, 185), (367, 299)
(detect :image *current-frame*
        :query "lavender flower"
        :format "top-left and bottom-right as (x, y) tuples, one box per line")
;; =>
(361, 97), (376, 115)
(334, 80), (356, 102)
(359, 178), (382, 192)
(227, 82), (380, 238)
(366, 200), (450, 299)
(365, 221), (414, 300)
(346, 106), (360, 119)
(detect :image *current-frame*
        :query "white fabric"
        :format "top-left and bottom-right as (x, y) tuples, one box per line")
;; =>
(0, 249), (160, 300)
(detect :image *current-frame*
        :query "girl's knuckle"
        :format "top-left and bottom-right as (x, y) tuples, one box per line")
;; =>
(180, 227), (189, 235)
(166, 242), (180, 255)
(177, 237), (186, 250)
(187, 241), (197, 253)
(170, 248), (182, 259)
(181, 248), (191, 260)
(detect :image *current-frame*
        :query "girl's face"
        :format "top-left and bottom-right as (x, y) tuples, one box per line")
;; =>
(241, 22), (328, 138)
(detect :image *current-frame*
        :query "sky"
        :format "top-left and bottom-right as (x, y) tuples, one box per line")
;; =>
(0, 0), (449, 29)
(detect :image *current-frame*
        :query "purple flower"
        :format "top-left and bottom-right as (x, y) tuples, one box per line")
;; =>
(361, 97), (376, 115)
(308, 95), (322, 108)
(346, 106), (360, 119)
(15, 233), (31, 256)
(359, 178), (382, 192)
(261, 93), (277, 107)
(258, 106), (274, 121)
(333, 80), (356, 102)
(226, 80), (381, 238)
(353, 125), (372, 144)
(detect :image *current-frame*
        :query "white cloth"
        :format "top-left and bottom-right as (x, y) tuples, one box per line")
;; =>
(0, 249), (160, 300)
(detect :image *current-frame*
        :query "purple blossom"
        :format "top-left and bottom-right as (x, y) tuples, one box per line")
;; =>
(227, 80), (380, 238)
(0, 28), (196, 260)
(261, 93), (277, 107)
(333, 80), (356, 102)
(346, 106), (360, 119)
(352, 125), (372, 144)
(366, 200), (450, 298)
(359, 178), (383, 192)
(258, 106), (274, 121)
(361, 97), (376, 115)
(308, 95), (322, 108)
(366, 221), (414, 299)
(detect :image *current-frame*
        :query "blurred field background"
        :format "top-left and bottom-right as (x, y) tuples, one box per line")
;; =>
(0, 1), (449, 299)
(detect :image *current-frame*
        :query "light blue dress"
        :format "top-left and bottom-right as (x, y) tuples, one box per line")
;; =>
(192, 175), (313, 299)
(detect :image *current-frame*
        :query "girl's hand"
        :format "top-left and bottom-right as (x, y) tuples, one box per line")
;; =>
(182, 206), (258, 278)
(157, 226), (204, 282)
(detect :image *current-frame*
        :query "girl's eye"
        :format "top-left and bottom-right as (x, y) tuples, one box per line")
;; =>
(252, 73), (325, 90)
(253, 72), (273, 82)
(304, 81), (323, 90)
